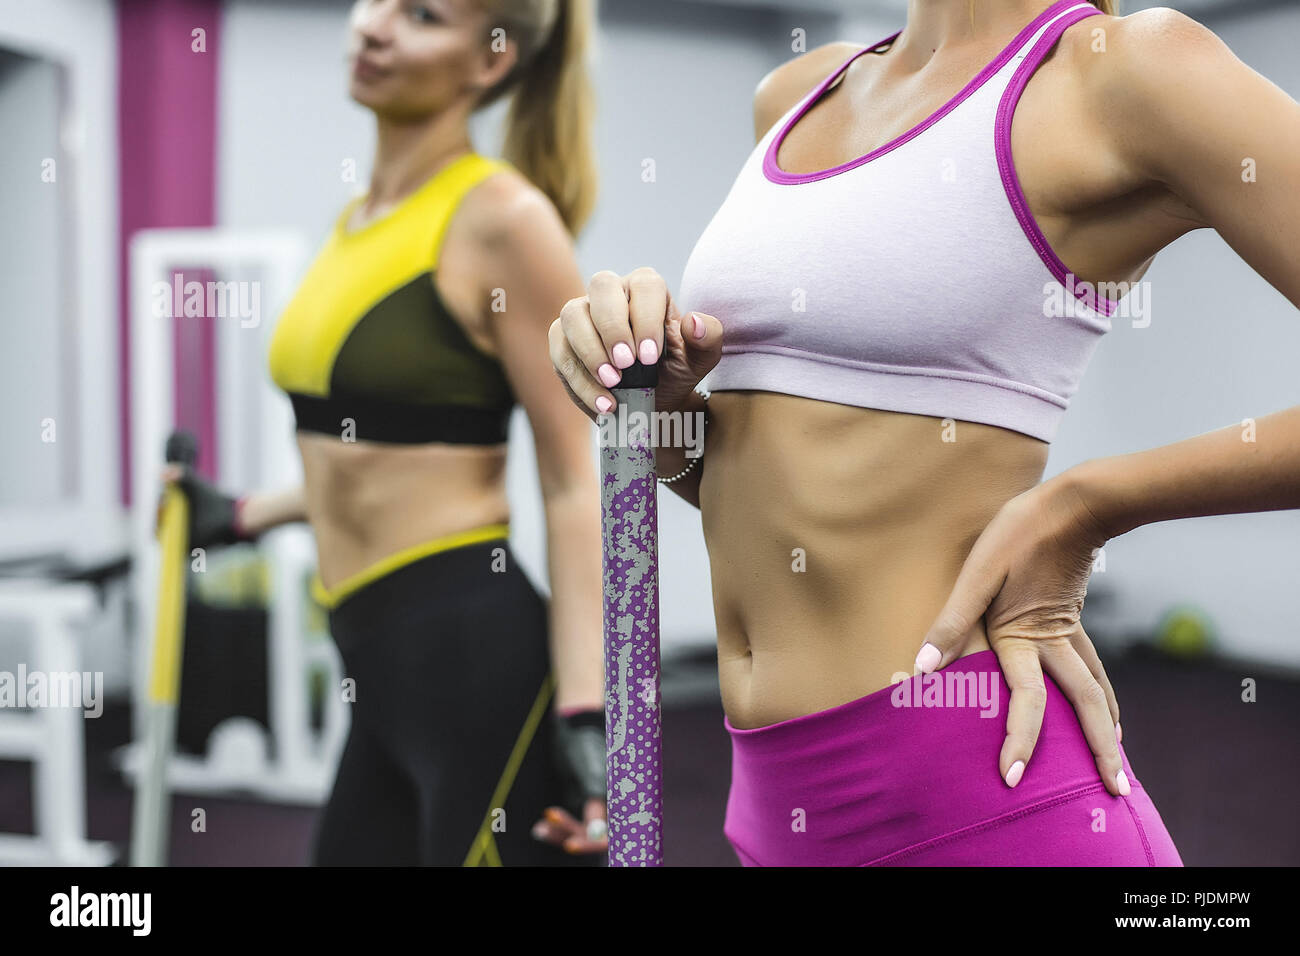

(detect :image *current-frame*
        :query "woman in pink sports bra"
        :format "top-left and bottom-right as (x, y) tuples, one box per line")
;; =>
(552, 0), (1300, 865)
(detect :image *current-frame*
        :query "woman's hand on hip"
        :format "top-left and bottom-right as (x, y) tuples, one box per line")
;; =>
(914, 470), (1129, 796)
(548, 267), (722, 421)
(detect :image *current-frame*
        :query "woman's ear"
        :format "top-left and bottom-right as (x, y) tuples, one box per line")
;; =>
(472, 28), (521, 98)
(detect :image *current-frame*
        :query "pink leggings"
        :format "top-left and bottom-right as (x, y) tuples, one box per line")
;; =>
(724, 650), (1183, 866)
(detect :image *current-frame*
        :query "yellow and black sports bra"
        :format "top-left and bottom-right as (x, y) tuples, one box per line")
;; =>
(269, 152), (516, 445)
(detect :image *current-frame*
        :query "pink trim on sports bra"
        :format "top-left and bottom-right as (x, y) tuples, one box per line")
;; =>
(996, 3), (1120, 317)
(764, 0), (1088, 185)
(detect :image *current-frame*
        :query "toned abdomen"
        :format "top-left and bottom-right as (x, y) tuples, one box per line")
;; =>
(297, 434), (510, 591)
(699, 391), (1050, 729)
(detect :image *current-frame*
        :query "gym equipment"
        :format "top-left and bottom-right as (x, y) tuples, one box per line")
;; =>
(0, 581), (115, 865)
(130, 430), (195, 867)
(600, 359), (662, 866)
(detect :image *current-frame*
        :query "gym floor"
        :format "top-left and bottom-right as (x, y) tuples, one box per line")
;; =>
(0, 644), (1295, 866)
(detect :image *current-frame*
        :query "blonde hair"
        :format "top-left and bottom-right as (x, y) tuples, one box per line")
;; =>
(472, 0), (598, 237)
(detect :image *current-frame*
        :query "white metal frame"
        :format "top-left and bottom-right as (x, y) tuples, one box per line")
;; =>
(0, 581), (115, 865)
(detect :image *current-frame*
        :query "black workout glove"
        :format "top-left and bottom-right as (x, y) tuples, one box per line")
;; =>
(552, 708), (606, 815)
(165, 468), (251, 550)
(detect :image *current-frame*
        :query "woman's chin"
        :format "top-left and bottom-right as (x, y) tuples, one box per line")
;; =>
(347, 80), (383, 109)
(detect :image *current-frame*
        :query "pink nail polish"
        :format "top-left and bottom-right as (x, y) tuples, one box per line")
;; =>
(611, 342), (634, 368)
(1115, 722), (1123, 744)
(915, 643), (941, 674)
(595, 396), (612, 414)
(597, 363), (620, 387)
(1005, 760), (1025, 788)
(691, 312), (707, 339)
(639, 339), (658, 364)
(1116, 770), (1131, 796)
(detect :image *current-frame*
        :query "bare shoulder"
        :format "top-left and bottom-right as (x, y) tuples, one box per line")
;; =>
(1053, 6), (1266, 183)
(1100, 4), (1225, 54)
(1056, 7), (1235, 113)
(453, 162), (567, 252)
(752, 41), (866, 143)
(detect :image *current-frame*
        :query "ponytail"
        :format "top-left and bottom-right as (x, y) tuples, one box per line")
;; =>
(476, 0), (598, 237)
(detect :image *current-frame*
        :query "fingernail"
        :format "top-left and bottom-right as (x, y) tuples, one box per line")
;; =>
(1115, 721), (1122, 744)
(1005, 760), (1025, 788)
(597, 363), (621, 387)
(531, 824), (546, 840)
(915, 642), (941, 674)
(595, 396), (612, 414)
(611, 342), (634, 368)
(639, 338), (658, 364)
(1116, 770), (1131, 796)
(691, 312), (707, 339)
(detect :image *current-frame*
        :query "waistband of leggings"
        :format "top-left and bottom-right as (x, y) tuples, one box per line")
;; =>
(726, 649), (1070, 742)
(724, 649), (1140, 853)
(310, 522), (510, 611)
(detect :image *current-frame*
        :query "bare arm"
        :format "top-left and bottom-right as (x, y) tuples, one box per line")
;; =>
(481, 178), (603, 715)
(237, 486), (308, 536)
(1094, 8), (1300, 306)
(1071, 10), (1300, 533)
(160, 462), (306, 537)
(1072, 408), (1300, 540)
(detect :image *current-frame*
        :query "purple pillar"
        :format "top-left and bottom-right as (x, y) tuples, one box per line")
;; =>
(117, 0), (221, 501)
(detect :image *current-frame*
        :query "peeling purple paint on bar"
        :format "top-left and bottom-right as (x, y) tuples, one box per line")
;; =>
(601, 385), (662, 866)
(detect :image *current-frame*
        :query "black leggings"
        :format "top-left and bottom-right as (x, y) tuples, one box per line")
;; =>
(312, 538), (601, 866)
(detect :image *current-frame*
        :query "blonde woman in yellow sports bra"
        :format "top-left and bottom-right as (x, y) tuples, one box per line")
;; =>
(167, 0), (608, 866)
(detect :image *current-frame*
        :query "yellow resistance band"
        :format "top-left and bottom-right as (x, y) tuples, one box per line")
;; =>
(149, 483), (190, 705)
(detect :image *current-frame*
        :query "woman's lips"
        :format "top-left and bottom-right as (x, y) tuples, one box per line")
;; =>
(352, 57), (389, 81)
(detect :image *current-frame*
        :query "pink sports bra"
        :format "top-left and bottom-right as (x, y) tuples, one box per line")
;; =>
(677, 0), (1119, 443)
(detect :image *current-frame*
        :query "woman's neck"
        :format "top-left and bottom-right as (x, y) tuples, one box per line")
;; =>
(366, 109), (475, 207)
(896, 0), (1053, 65)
